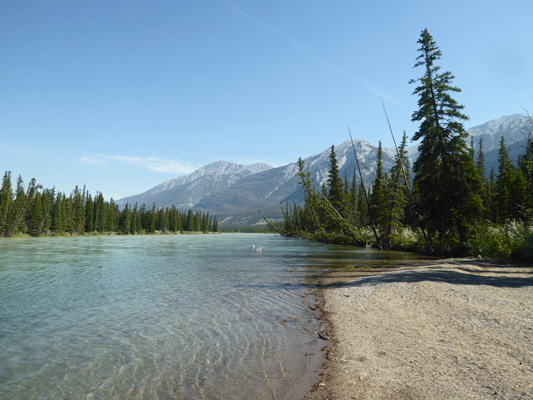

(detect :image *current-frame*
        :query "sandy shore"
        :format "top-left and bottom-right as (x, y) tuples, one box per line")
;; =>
(306, 259), (533, 400)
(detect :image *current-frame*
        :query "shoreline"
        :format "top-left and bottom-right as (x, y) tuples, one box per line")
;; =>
(305, 259), (533, 399)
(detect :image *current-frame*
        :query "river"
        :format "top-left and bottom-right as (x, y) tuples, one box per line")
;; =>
(0, 233), (420, 399)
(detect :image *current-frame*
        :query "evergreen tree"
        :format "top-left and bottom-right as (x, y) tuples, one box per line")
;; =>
(85, 194), (94, 232)
(517, 113), (533, 208)
(327, 145), (344, 212)
(495, 136), (515, 222)
(51, 192), (63, 232)
(475, 138), (490, 213)
(119, 203), (131, 234)
(40, 188), (54, 234)
(410, 28), (484, 252)
(138, 204), (147, 232)
(370, 141), (388, 234)
(0, 171), (13, 236)
(63, 196), (74, 233)
(476, 138), (487, 183)
(72, 186), (85, 234)
(487, 167), (497, 222)
(106, 200), (119, 232)
(132, 203), (142, 234)
(511, 170), (531, 218)
(168, 206), (179, 232)
(6, 176), (39, 237)
(185, 210), (194, 231)
(94, 193), (106, 232)
(28, 191), (43, 236)
(385, 132), (411, 246)
(348, 169), (359, 227)
(296, 157), (322, 233)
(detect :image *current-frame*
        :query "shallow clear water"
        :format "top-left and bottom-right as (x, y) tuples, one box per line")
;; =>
(0, 234), (421, 399)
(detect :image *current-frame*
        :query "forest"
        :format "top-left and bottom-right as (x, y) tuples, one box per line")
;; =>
(0, 175), (219, 237)
(278, 29), (533, 261)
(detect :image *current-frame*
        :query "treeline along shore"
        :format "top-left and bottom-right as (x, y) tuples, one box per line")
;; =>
(279, 29), (533, 262)
(0, 172), (219, 238)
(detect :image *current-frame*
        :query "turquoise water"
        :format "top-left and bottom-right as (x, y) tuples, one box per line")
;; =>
(0, 233), (421, 399)
(0, 234), (332, 399)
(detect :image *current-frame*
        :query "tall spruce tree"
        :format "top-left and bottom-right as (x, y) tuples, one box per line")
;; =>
(28, 191), (43, 236)
(495, 136), (515, 222)
(385, 132), (411, 246)
(327, 145), (344, 213)
(475, 138), (491, 213)
(0, 171), (13, 236)
(410, 29), (483, 252)
(370, 141), (388, 234)
(348, 169), (359, 227)
(517, 112), (533, 209)
(296, 157), (322, 233)
(6, 176), (39, 237)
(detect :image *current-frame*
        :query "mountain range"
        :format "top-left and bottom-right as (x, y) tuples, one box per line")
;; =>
(117, 114), (531, 226)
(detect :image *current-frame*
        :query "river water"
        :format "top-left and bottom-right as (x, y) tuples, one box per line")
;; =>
(0, 233), (420, 399)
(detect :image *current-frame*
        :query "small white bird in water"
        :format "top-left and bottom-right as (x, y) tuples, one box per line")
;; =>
(252, 245), (265, 252)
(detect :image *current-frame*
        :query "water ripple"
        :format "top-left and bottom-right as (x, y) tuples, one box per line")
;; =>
(0, 234), (329, 400)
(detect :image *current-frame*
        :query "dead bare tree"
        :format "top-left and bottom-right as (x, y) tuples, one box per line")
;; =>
(349, 127), (382, 250)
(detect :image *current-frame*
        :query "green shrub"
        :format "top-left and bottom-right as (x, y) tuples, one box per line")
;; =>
(468, 220), (533, 262)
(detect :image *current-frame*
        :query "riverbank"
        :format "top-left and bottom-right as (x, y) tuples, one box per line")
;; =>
(306, 259), (533, 399)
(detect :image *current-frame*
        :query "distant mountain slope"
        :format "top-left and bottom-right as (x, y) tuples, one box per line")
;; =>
(116, 161), (272, 209)
(190, 140), (396, 224)
(117, 114), (531, 225)
(468, 114), (530, 171)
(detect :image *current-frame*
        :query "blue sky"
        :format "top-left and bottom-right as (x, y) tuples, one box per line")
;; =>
(1, 0), (532, 200)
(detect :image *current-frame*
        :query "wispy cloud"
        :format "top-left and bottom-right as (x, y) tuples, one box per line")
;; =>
(81, 155), (197, 174)
(220, 1), (399, 103)
(80, 156), (110, 166)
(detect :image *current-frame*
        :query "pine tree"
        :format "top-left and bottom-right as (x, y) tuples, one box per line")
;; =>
(517, 113), (533, 209)
(39, 188), (54, 234)
(296, 157), (323, 233)
(476, 138), (487, 183)
(132, 203), (142, 234)
(475, 138), (491, 214)
(511, 170), (531, 218)
(63, 196), (74, 233)
(385, 132), (411, 246)
(0, 171), (13, 236)
(105, 199), (118, 232)
(72, 186), (85, 234)
(410, 28), (484, 252)
(348, 169), (359, 227)
(185, 210), (194, 231)
(370, 141), (388, 234)
(6, 176), (39, 237)
(488, 167), (497, 221)
(94, 193), (106, 232)
(28, 191), (43, 236)
(120, 203), (131, 234)
(327, 145), (344, 212)
(168, 206), (179, 232)
(51, 192), (64, 232)
(85, 194), (94, 232)
(495, 136), (515, 222)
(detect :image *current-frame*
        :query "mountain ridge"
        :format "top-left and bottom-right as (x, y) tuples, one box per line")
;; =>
(116, 161), (272, 209)
(117, 114), (531, 225)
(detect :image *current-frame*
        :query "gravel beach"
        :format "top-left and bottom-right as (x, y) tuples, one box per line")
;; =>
(306, 259), (533, 400)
